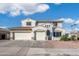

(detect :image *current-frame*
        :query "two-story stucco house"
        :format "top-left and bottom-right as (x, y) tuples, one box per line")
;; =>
(10, 18), (66, 40)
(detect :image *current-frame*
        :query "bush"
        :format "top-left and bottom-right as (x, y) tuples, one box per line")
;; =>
(60, 34), (76, 41)
(69, 35), (76, 41)
(60, 34), (69, 41)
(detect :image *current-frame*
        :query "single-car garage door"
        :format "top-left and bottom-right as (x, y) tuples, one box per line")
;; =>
(14, 32), (32, 40)
(36, 31), (46, 40)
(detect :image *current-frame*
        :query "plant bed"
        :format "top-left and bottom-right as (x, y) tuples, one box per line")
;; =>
(44, 40), (79, 48)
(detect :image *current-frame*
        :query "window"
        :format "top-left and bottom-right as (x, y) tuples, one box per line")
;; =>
(48, 25), (50, 27)
(53, 32), (61, 37)
(45, 25), (50, 28)
(26, 22), (31, 26)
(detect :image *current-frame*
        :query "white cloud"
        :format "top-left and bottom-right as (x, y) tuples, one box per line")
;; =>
(0, 4), (10, 14)
(75, 20), (79, 24)
(0, 3), (49, 16)
(58, 18), (79, 31)
(75, 28), (79, 30)
(9, 4), (21, 16)
(65, 18), (74, 24)
(58, 18), (74, 24)
(54, 3), (61, 5)
(37, 4), (49, 12)
(22, 4), (49, 15)
(0, 26), (7, 28)
(58, 18), (65, 21)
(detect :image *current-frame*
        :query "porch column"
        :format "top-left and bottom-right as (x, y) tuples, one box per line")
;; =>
(10, 32), (14, 40)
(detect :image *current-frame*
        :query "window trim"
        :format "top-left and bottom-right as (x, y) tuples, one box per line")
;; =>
(26, 22), (31, 26)
(53, 32), (61, 37)
(45, 25), (50, 28)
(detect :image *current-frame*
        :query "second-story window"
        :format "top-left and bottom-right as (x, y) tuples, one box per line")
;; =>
(45, 25), (50, 28)
(26, 22), (31, 26)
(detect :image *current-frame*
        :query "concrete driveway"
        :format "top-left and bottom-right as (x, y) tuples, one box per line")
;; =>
(0, 40), (79, 56)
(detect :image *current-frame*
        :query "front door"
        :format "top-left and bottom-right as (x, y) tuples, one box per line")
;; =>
(46, 30), (51, 40)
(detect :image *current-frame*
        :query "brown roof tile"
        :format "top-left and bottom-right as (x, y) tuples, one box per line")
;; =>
(37, 20), (63, 23)
(0, 28), (9, 33)
(10, 27), (32, 30)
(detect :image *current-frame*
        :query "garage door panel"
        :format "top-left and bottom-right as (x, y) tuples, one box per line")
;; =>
(14, 33), (32, 40)
(36, 32), (46, 40)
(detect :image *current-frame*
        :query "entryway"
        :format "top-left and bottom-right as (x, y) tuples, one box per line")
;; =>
(0, 33), (9, 40)
(46, 30), (51, 40)
(1, 34), (6, 39)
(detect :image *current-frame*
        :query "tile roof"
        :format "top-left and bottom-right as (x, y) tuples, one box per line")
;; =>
(0, 28), (9, 32)
(36, 20), (63, 23)
(10, 27), (32, 30)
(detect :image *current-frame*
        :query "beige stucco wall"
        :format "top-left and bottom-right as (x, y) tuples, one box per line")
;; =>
(52, 28), (66, 40)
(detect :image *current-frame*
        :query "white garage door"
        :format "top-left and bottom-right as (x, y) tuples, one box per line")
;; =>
(36, 32), (46, 40)
(14, 33), (32, 40)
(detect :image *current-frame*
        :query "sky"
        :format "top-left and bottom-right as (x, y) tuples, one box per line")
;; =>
(0, 3), (79, 31)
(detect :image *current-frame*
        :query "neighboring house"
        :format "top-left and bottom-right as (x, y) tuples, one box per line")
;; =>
(69, 30), (79, 39)
(10, 18), (65, 40)
(0, 28), (10, 40)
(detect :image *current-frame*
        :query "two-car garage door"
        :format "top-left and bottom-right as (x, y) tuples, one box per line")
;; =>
(14, 32), (32, 40)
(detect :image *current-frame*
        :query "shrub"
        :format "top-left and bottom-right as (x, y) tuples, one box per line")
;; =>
(69, 35), (76, 41)
(60, 34), (69, 41)
(60, 34), (76, 41)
